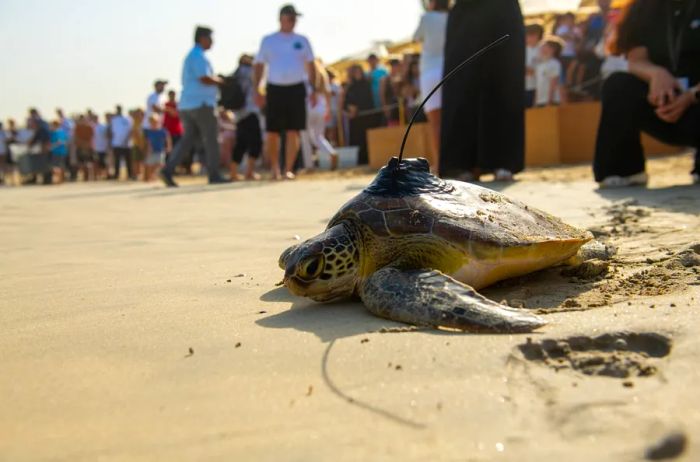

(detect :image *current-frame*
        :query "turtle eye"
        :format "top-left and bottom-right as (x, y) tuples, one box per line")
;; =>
(300, 255), (324, 279)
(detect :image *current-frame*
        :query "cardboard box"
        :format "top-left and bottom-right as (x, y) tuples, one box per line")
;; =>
(367, 123), (436, 170)
(366, 103), (685, 171)
(526, 102), (684, 165)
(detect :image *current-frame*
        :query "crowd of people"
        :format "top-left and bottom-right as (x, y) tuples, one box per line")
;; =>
(0, 0), (698, 187)
(525, 1), (624, 107)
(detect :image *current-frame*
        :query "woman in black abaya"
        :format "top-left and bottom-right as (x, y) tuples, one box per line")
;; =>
(440, 0), (525, 181)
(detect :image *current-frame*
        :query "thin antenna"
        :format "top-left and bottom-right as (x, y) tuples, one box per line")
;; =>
(397, 34), (510, 166)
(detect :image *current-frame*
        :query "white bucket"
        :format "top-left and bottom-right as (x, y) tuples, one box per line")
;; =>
(318, 146), (360, 170)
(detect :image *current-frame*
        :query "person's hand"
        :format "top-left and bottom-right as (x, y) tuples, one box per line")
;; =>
(648, 68), (681, 107)
(324, 109), (332, 123)
(254, 90), (265, 109)
(309, 92), (318, 108)
(655, 90), (694, 123)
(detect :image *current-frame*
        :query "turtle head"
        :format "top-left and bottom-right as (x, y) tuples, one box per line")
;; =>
(279, 224), (359, 302)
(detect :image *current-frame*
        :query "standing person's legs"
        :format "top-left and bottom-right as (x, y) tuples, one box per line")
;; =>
(265, 84), (286, 180)
(112, 148), (121, 179)
(480, 1), (525, 178)
(163, 109), (200, 177)
(191, 105), (223, 182)
(282, 84), (307, 178)
(167, 134), (181, 161)
(439, 1), (478, 178)
(284, 130), (300, 179)
(231, 114), (262, 180)
(114, 147), (133, 180)
(266, 132), (282, 180)
(308, 109), (337, 170)
(42, 151), (53, 184)
(231, 116), (250, 180)
(309, 110), (336, 157)
(300, 129), (314, 170)
(245, 113), (263, 179)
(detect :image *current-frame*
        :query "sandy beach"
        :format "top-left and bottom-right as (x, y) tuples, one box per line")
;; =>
(1, 153), (699, 461)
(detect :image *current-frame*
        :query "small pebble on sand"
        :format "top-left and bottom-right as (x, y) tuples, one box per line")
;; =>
(644, 432), (687, 460)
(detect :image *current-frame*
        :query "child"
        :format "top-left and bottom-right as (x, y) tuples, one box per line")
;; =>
(555, 12), (579, 69)
(49, 120), (69, 183)
(130, 109), (146, 180)
(143, 114), (171, 182)
(525, 22), (544, 108)
(535, 38), (564, 107)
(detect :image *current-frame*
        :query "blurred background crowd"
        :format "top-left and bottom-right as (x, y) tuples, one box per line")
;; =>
(0, 0), (695, 186)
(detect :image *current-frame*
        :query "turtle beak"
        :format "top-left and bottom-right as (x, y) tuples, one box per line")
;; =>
(279, 244), (300, 269)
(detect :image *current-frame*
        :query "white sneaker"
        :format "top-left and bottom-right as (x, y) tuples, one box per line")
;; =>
(692, 173), (700, 184)
(599, 172), (648, 188)
(494, 169), (514, 181)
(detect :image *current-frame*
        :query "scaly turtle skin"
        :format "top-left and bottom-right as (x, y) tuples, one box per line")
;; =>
(279, 158), (594, 332)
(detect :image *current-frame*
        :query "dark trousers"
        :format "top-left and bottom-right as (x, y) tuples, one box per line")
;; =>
(113, 147), (133, 179)
(440, 0), (525, 176)
(167, 134), (181, 158)
(232, 113), (262, 164)
(163, 105), (220, 181)
(594, 73), (700, 181)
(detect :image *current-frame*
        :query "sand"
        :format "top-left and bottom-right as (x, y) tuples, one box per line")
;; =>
(1, 153), (699, 461)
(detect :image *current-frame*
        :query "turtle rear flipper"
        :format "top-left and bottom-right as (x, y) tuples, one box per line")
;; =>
(360, 267), (547, 333)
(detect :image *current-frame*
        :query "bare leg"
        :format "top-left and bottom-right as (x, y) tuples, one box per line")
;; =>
(426, 109), (441, 174)
(229, 161), (242, 181)
(284, 130), (300, 179)
(266, 132), (282, 180)
(245, 158), (260, 180)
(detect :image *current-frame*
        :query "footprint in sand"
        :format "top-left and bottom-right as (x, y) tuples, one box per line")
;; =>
(517, 332), (672, 379)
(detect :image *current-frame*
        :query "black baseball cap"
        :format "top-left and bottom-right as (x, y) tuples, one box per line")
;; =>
(154, 79), (168, 86)
(194, 26), (213, 42)
(280, 4), (302, 17)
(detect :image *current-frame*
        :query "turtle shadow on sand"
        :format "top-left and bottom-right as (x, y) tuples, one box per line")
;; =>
(257, 287), (409, 343)
(258, 287), (434, 429)
(256, 276), (594, 344)
(595, 183), (700, 215)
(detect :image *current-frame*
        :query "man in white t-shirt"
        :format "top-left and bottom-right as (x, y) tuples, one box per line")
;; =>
(110, 105), (133, 179)
(143, 80), (167, 128)
(253, 4), (316, 180)
(92, 113), (110, 179)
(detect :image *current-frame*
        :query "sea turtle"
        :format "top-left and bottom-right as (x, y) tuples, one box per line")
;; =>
(278, 157), (597, 333)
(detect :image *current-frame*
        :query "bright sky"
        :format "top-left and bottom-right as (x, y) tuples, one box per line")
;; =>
(0, 0), (423, 123)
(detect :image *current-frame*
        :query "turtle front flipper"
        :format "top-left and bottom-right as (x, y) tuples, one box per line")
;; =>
(359, 267), (547, 333)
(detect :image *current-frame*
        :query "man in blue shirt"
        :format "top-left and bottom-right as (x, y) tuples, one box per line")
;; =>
(161, 26), (226, 187)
